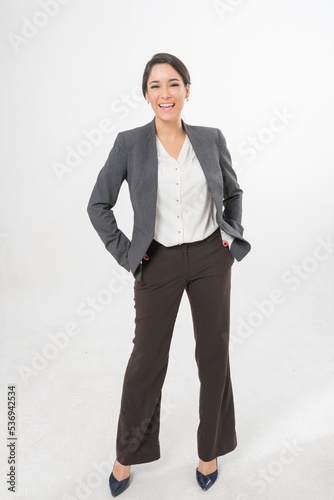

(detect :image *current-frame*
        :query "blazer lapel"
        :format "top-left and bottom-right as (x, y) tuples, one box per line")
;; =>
(141, 118), (158, 233)
(183, 120), (219, 186)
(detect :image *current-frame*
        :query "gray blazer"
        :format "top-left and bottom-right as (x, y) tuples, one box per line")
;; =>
(87, 118), (251, 281)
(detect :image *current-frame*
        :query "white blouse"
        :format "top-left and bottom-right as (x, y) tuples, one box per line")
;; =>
(153, 134), (234, 248)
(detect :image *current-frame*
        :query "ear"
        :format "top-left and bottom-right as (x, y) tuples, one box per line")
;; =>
(185, 83), (191, 99)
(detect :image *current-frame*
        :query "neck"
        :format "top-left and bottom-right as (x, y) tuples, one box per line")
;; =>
(154, 116), (184, 139)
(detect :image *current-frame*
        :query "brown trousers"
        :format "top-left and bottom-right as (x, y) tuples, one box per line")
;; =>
(116, 228), (237, 465)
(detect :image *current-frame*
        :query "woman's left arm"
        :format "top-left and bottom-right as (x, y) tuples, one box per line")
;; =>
(218, 128), (244, 235)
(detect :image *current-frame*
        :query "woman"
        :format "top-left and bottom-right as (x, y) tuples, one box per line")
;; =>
(87, 53), (251, 497)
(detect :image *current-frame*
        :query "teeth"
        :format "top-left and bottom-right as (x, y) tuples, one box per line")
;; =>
(159, 103), (174, 107)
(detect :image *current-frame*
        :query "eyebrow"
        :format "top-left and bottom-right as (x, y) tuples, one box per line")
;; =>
(148, 78), (181, 85)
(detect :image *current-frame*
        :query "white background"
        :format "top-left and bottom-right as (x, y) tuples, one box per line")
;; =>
(1, 1), (334, 499)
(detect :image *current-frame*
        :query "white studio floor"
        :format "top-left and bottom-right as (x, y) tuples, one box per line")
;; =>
(1, 260), (334, 500)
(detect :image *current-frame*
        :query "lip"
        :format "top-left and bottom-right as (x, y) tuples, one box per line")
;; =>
(158, 103), (175, 109)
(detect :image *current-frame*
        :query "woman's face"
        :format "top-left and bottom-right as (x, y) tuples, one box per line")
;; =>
(145, 63), (190, 123)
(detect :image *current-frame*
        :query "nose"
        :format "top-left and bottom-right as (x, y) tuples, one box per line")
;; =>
(160, 85), (171, 99)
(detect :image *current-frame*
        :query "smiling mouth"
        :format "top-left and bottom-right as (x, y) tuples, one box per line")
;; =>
(158, 103), (175, 108)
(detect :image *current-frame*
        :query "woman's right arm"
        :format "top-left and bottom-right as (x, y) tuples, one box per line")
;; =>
(87, 132), (131, 271)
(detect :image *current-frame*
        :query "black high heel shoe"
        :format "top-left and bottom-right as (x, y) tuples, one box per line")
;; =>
(196, 458), (218, 491)
(109, 460), (131, 497)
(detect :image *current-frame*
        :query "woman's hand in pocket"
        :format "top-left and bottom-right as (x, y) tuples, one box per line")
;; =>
(140, 253), (149, 264)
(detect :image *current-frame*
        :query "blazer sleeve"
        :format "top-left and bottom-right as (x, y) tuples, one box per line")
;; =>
(87, 132), (131, 271)
(218, 128), (251, 260)
(218, 129), (244, 235)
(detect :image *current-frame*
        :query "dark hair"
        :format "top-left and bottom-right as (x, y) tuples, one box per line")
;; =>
(142, 53), (191, 97)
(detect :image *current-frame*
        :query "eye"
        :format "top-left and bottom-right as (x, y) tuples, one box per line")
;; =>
(171, 83), (180, 87)
(150, 85), (159, 89)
